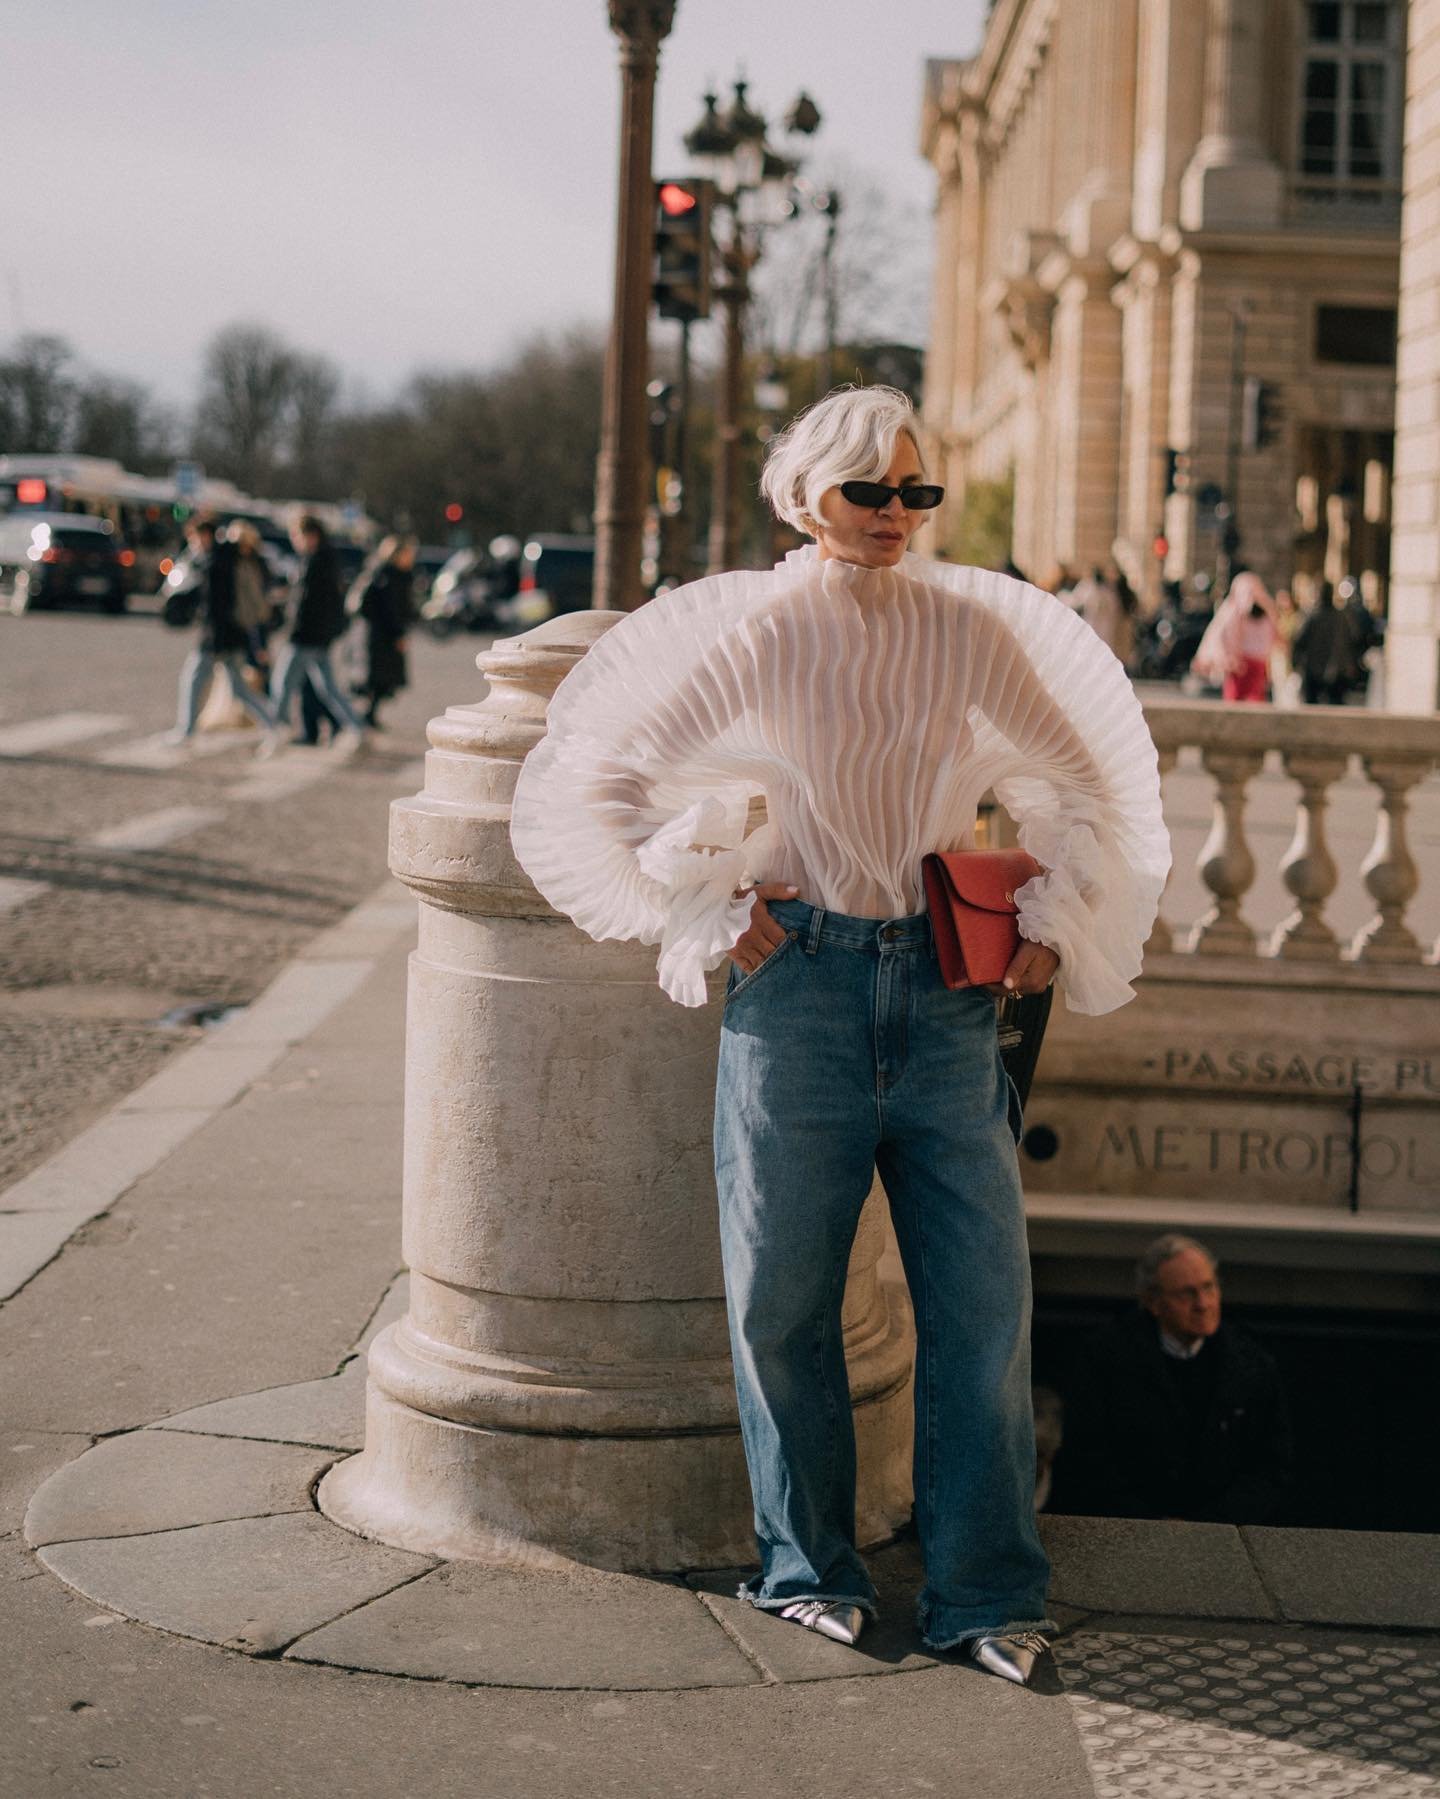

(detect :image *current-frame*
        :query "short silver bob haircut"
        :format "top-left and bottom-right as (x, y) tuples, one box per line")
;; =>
(760, 384), (922, 537)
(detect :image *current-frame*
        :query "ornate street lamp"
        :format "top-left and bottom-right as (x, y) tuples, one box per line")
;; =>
(684, 78), (821, 574)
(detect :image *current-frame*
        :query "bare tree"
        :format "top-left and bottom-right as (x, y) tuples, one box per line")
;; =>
(192, 323), (300, 492)
(748, 160), (931, 378)
(0, 334), (78, 453)
(72, 376), (175, 471)
(285, 355), (341, 497)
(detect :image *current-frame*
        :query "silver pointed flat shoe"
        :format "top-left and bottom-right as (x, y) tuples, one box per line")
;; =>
(778, 1599), (866, 1646)
(968, 1630), (1051, 1685)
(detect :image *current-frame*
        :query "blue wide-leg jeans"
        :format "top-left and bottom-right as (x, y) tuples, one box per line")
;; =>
(713, 898), (1055, 1649)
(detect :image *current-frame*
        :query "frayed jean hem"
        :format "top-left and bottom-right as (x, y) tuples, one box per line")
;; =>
(918, 1612), (1058, 1652)
(737, 1584), (880, 1623)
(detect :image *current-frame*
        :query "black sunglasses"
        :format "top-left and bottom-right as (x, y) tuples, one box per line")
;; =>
(839, 479), (945, 511)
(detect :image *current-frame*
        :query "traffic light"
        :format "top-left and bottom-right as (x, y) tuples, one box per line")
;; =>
(1162, 447), (1190, 497)
(1242, 378), (1282, 452)
(653, 177), (713, 322)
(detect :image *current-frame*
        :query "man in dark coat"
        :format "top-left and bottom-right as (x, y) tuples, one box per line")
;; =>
(166, 518), (280, 747)
(1293, 583), (1362, 706)
(270, 514), (370, 744)
(1051, 1233), (1293, 1525)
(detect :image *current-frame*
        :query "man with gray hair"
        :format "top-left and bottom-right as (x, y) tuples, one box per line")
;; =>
(1051, 1233), (1293, 1524)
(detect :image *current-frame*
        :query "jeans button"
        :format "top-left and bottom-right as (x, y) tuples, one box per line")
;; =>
(881, 926), (898, 942)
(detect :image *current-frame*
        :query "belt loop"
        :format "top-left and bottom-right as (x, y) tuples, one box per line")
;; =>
(804, 905), (825, 956)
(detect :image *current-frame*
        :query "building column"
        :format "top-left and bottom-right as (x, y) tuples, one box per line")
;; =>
(920, 66), (966, 536)
(1113, 244), (1176, 607)
(1061, 0), (1140, 256)
(1387, 0), (1440, 711)
(1179, 0), (1284, 229)
(1046, 259), (1125, 574)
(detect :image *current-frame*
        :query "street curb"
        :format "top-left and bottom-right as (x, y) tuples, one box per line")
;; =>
(0, 877), (417, 1303)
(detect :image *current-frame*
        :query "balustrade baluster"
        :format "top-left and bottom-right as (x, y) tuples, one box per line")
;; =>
(1188, 748), (1263, 956)
(1270, 751), (1346, 960)
(1349, 756), (1427, 964)
(1145, 746), (1178, 956)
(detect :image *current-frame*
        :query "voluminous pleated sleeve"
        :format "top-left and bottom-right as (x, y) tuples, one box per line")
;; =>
(509, 572), (779, 1007)
(925, 562), (1171, 1015)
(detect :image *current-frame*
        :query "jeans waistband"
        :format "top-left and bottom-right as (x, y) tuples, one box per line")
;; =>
(766, 897), (934, 955)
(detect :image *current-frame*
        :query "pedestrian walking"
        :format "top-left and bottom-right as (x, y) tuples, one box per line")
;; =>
(510, 386), (1169, 1686)
(1292, 580), (1362, 706)
(270, 515), (370, 745)
(1191, 571), (1279, 702)
(165, 518), (281, 752)
(229, 521), (275, 664)
(350, 535), (416, 730)
(1073, 563), (1136, 667)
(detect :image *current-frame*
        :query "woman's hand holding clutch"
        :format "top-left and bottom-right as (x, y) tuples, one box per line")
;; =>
(985, 938), (1059, 999)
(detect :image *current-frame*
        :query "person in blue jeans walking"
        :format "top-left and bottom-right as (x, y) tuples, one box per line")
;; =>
(166, 517), (281, 754)
(270, 514), (370, 746)
(510, 387), (1169, 1685)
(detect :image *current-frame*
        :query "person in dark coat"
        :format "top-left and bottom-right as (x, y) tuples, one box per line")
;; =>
(1051, 1233), (1293, 1525)
(1293, 582), (1362, 706)
(353, 535), (416, 729)
(270, 514), (370, 743)
(166, 517), (280, 748)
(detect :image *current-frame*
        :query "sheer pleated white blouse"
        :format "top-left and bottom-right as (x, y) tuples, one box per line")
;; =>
(510, 547), (1171, 1011)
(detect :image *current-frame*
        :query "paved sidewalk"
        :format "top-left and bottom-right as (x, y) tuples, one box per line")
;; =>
(2, 890), (1438, 1797)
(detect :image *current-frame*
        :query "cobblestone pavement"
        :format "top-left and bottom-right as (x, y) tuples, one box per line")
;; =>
(0, 606), (488, 1190)
(1057, 1624), (1440, 1797)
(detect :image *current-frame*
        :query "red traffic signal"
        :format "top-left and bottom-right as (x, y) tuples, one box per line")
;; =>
(653, 176), (713, 323)
(658, 181), (699, 217)
(444, 502), (464, 524)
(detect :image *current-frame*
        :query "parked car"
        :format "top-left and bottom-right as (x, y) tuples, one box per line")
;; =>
(496, 535), (595, 628)
(0, 512), (131, 613)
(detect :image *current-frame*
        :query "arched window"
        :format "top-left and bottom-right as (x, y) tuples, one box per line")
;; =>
(1296, 0), (1404, 216)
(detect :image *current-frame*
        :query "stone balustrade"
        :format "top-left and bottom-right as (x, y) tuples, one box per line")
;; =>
(1142, 700), (1440, 972)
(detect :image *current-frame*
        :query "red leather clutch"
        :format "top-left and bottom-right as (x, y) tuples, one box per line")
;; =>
(921, 849), (1045, 991)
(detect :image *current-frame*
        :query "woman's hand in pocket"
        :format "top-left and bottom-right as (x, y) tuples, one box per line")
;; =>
(728, 882), (800, 974)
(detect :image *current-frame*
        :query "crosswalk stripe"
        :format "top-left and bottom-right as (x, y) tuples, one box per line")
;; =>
(0, 712), (130, 756)
(87, 806), (224, 852)
(224, 751), (344, 803)
(95, 729), (257, 769)
(0, 876), (43, 915)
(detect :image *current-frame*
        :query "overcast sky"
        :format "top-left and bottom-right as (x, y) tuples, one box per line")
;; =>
(10, 0), (986, 406)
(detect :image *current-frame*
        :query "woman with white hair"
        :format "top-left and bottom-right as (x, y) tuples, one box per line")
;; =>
(511, 386), (1169, 1684)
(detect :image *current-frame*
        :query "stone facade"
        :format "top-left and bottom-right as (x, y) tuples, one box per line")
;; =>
(921, 0), (1406, 611)
(1388, 0), (1440, 709)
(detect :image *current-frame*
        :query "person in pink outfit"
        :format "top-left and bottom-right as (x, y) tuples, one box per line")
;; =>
(1192, 572), (1279, 702)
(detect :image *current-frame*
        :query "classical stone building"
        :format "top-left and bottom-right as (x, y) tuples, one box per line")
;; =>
(1389, 0), (1440, 708)
(920, 0), (1407, 612)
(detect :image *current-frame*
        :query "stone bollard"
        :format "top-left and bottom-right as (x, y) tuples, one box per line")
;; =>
(319, 613), (914, 1572)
